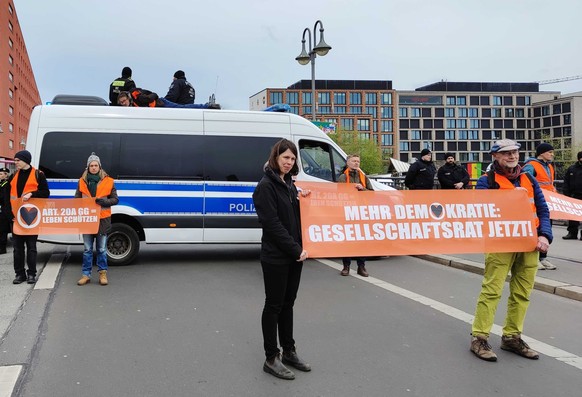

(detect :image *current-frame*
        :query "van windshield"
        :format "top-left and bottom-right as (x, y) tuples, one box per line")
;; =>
(299, 140), (345, 182)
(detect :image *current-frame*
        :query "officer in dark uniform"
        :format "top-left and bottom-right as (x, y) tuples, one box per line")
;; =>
(165, 70), (195, 104)
(109, 67), (136, 106)
(0, 167), (11, 254)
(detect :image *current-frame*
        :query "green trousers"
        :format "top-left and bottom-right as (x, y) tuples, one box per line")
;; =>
(472, 251), (539, 338)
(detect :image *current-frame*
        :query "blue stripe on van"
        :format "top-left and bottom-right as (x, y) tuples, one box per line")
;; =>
(47, 180), (257, 215)
(48, 180), (205, 192)
(205, 184), (256, 193)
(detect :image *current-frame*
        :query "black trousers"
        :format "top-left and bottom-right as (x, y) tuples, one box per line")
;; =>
(13, 233), (38, 277)
(0, 231), (7, 249)
(567, 220), (580, 236)
(261, 260), (303, 359)
(342, 257), (366, 267)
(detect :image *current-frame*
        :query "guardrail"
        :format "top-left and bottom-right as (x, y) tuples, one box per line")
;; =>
(369, 176), (565, 193)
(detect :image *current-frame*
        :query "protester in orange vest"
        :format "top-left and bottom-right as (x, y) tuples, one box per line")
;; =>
(470, 139), (552, 362)
(523, 142), (557, 270)
(117, 90), (221, 109)
(9, 150), (50, 284)
(337, 154), (374, 277)
(74, 153), (118, 286)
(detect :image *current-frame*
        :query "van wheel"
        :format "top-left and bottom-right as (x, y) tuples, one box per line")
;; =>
(107, 223), (140, 266)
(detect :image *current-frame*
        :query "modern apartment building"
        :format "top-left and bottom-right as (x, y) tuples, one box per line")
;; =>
(0, 1), (40, 167)
(250, 80), (397, 158)
(530, 92), (582, 164)
(396, 82), (559, 164)
(251, 80), (581, 173)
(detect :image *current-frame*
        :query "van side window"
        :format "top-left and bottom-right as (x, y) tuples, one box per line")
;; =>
(204, 136), (280, 182)
(119, 134), (204, 180)
(39, 131), (280, 182)
(299, 140), (345, 182)
(40, 132), (119, 178)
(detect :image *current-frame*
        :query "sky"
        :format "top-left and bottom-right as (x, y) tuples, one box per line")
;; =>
(13, 0), (582, 110)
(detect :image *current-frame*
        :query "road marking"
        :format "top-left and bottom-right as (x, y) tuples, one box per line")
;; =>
(34, 253), (66, 290)
(0, 365), (22, 397)
(317, 258), (582, 371)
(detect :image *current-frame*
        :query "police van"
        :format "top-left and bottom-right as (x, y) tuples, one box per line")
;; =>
(25, 96), (390, 265)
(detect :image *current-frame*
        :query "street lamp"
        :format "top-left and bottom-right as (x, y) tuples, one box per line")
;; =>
(295, 20), (331, 121)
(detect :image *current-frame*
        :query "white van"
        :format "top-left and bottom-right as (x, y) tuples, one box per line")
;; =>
(25, 98), (390, 265)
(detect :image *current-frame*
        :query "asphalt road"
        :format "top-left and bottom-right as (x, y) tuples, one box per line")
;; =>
(2, 244), (582, 397)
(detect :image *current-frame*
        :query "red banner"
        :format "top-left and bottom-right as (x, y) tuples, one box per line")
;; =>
(542, 190), (582, 221)
(297, 182), (538, 258)
(12, 198), (100, 235)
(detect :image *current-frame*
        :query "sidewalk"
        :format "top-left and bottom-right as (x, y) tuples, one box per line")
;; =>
(416, 224), (582, 302)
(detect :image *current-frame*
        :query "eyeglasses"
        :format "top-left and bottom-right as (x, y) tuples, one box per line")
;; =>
(498, 150), (519, 157)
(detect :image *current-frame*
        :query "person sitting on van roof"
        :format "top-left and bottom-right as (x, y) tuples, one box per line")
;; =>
(118, 90), (221, 109)
(165, 70), (195, 105)
(109, 67), (136, 106)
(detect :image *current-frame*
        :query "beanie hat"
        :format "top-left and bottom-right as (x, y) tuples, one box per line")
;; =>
(578, 151), (582, 161)
(174, 70), (185, 79)
(535, 143), (554, 157)
(445, 152), (455, 160)
(15, 150), (32, 165)
(122, 66), (132, 78)
(420, 148), (431, 157)
(0, 167), (9, 173)
(87, 152), (101, 168)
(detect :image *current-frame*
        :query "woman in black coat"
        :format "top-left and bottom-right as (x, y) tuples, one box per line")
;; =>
(252, 139), (311, 380)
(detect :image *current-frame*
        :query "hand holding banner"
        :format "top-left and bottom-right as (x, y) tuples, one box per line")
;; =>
(12, 198), (101, 235)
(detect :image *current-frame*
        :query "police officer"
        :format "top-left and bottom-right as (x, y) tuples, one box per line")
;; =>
(109, 67), (136, 106)
(0, 167), (11, 254)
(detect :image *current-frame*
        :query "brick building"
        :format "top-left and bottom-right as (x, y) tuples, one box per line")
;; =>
(0, 1), (40, 169)
(250, 80), (396, 159)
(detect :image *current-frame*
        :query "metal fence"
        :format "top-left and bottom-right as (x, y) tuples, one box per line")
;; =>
(370, 176), (565, 193)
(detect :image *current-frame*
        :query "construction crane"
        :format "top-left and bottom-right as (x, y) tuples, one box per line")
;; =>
(537, 75), (582, 85)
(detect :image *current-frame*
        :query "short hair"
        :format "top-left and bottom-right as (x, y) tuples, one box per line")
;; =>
(267, 139), (299, 176)
(117, 91), (131, 105)
(346, 154), (361, 160)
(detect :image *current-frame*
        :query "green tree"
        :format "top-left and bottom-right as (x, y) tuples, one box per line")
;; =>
(328, 129), (384, 174)
(538, 132), (582, 179)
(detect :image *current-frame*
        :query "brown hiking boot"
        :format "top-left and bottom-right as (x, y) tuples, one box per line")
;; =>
(77, 275), (91, 286)
(500, 335), (539, 359)
(340, 266), (349, 276)
(470, 336), (497, 362)
(98, 270), (108, 286)
(357, 266), (369, 277)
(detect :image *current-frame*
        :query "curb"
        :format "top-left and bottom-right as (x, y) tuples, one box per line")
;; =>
(413, 254), (582, 302)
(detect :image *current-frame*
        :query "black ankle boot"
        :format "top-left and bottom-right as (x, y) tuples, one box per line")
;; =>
(282, 348), (311, 372)
(263, 354), (295, 380)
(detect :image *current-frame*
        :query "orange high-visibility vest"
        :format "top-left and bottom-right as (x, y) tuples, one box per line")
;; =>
(130, 90), (156, 107)
(494, 173), (539, 228)
(343, 168), (367, 187)
(77, 176), (115, 219)
(528, 161), (556, 192)
(10, 167), (39, 217)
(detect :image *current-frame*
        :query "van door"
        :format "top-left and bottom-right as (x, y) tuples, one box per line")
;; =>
(201, 134), (283, 242)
